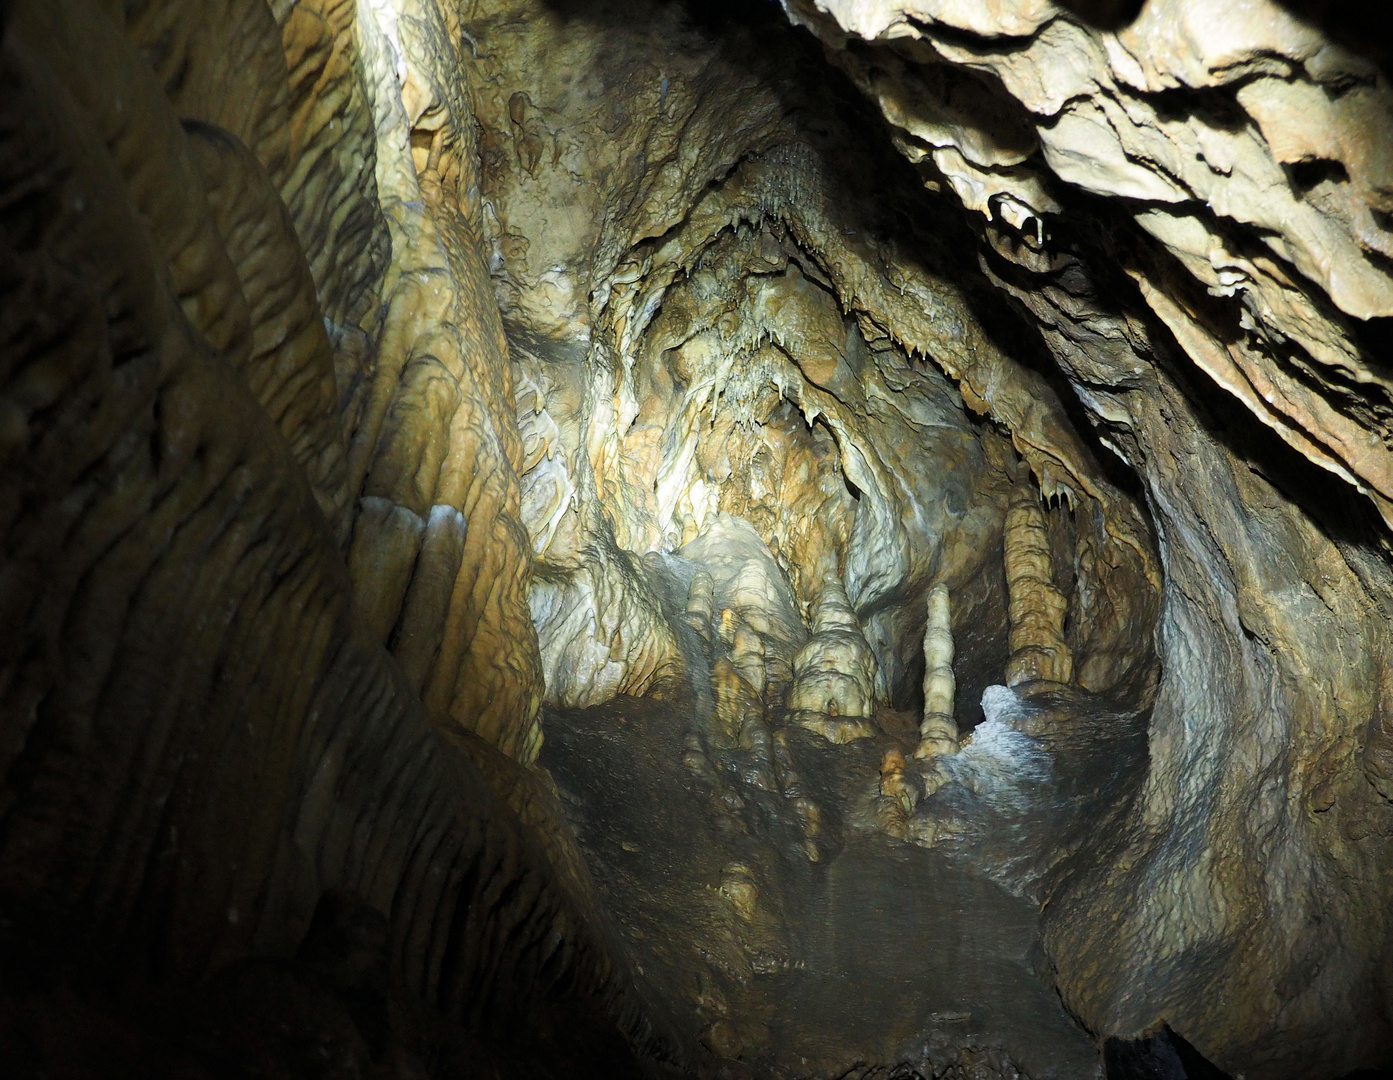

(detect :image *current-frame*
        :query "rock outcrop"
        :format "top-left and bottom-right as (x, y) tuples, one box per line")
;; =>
(778, 0), (1393, 1072)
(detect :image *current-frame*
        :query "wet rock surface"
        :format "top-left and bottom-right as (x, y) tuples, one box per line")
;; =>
(4, 0), (1393, 1075)
(544, 692), (1099, 1080)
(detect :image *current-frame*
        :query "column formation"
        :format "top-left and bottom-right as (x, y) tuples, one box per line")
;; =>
(915, 583), (960, 759)
(1003, 481), (1073, 686)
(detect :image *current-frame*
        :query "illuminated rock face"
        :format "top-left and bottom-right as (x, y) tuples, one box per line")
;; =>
(771, 3), (1393, 1072)
(916, 583), (959, 758)
(787, 575), (880, 740)
(0, 0), (645, 1072)
(1003, 481), (1074, 688)
(3, 0), (1393, 1076)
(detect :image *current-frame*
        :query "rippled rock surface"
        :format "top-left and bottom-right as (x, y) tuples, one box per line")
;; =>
(3, 0), (1393, 1076)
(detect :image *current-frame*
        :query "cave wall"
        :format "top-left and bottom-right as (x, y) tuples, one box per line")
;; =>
(3, 0), (1393, 1076)
(464, 0), (1158, 715)
(396, 0), (1393, 1068)
(0, 0), (655, 1070)
(775, 0), (1393, 1073)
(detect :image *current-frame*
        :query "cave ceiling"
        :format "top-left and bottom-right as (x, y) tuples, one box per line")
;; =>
(2, 0), (1393, 1077)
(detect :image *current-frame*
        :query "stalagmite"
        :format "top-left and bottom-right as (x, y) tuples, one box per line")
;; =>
(712, 656), (763, 747)
(915, 583), (960, 759)
(808, 574), (860, 636)
(1003, 481), (1074, 686)
(876, 748), (918, 839)
(685, 570), (716, 641)
(787, 576), (878, 742)
(731, 624), (767, 697)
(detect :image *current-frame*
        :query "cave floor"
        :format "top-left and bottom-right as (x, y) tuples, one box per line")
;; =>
(542, 695), (1100, 1080)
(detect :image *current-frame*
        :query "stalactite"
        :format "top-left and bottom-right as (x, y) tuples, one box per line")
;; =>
(915, 583), (960, 759)
(1003, 481), (1073, 686)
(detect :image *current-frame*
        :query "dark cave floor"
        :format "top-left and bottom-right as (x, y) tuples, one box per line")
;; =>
(542, 694), (1100, 1080)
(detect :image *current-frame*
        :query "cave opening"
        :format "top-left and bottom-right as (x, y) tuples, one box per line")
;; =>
(6, 0), (1393, 1077)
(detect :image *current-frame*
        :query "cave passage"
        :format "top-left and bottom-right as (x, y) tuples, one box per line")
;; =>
(476, 2), (1167, 1073)
(4, 0), (1393, 1077)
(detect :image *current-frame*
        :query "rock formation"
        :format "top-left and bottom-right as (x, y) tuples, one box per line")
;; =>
(916, 583), (961, 758)
(1003, 481), (1075, 687)
(4, 0), (1393, 1076)
(684, 569), (716, 642)
(877, 747), (919, 838)
(730, 623), (767, 698)
(0, 1), (654, 1071)
(788, 575), (881, 742)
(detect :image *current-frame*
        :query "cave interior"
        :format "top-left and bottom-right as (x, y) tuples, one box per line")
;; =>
(3, 0), (1393, 1077)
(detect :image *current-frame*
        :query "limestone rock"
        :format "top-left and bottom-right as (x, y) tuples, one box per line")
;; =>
(915, 583), (960, 759)
(0, 3), (656, 1070)
(1003, 481), (1074, 687)
(788, 577), (879, 742)
(876, 748), (919, 838)
(684, 570), (716, 643)
(10, 0), (1393, 1073)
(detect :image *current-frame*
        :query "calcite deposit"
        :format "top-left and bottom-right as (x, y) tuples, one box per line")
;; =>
(916, 583), (960, 758)
(4, 0), (1393, 1076)
(788, 575), (881, 740)
(1004, 481), (1075, 687)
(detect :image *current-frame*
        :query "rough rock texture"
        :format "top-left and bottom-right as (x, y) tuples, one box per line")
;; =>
(5, 0), (1393, 1076)
(0, 0), (653, 1071)
(463, 0), (1393, 1074)
(788, 575), (881, 739)
(349, 0), (544, 761)
(465, 0), (1157, 727)
(1004, 479), (1074, 687)
(776, 0), (1393, 1074)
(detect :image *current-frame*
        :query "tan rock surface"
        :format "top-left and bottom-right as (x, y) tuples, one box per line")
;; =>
(0, 1), (657, 1071)
(6, 0), (1393, 1074)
